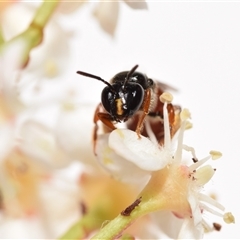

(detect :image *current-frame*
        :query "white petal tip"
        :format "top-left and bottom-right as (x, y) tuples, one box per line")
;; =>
(124, 1), (148, 10)
(109, 129), (170, 171)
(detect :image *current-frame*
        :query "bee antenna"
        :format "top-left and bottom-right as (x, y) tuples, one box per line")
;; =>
(123, 64), (139, 88)
(76, 70), (116, 92)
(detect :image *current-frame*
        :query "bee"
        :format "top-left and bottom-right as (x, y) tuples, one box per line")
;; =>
(77, 65), (180, 152)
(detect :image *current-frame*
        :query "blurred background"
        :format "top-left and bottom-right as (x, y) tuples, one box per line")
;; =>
(0, 1), (239, 239)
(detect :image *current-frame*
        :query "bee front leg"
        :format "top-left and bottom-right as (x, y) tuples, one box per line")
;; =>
(136, 88), (152, 138)
(93, 103), (102, 155)
(93, 104), (116, 155)
(97, 113), (117, 132)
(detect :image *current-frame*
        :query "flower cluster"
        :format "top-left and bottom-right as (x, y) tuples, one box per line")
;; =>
(0, 1), (150, 238)
(0, 1), (235, 239)
(94, 92), (234, 239)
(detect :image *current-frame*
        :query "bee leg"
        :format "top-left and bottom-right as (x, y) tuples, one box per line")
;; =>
(148, 111), (163, 119)
(97, 113), (116, 132)
(147, 104), (179, 144)
(93, 104), (102, 155)
(93, 104), (116, 155)
(136, 88), (152, 138)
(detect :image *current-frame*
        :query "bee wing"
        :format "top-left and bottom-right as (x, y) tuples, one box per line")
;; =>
(153, 79), (178, 92)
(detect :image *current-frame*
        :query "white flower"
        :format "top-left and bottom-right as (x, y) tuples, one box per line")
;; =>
(0, 39), (26, 113)
(54, 102), (98, 167)
(56, 0), (86, 14)
(0, 41), (20, 148)
(96, 92), (234, 238)
(18, 119), (71, 169)
(1, 3), (71, 79)
(93, 0), (147, 36)
(0, 164), (82, 238)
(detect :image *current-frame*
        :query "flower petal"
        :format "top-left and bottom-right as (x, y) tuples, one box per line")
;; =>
(96, 133), (150, 186)
(188, 193), (202, 227)
(123, 0), (148, 10)
(55, 103), (96, 166)
(109, 129), (171, 171)
(195, 165), (215, 186)
(18, 120), (70, 168)
(0, 39), (26, 112)
(178, 217), (203, 240)
(151, 211), (184, 239)
(56, 0), (86, 14)
(93, 1), (119, 36)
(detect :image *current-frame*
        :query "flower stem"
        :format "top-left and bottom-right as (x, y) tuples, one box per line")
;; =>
(0, 0), (59, 67)
(59, 212), (102, 240)
(90, 214), (136, 239)
(32, 0), (59, 28)
(90, 197), (151, 240)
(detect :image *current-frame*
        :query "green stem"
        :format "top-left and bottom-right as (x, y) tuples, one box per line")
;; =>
(59, 200), (119, 240)
(91, 214), (137, 239)
(0, 0), (60, 67)
(59, 212), (102, 240)
(31, 0), (59, 28)
(90, 198), (150, 240)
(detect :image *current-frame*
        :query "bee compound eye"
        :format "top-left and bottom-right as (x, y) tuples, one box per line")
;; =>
(125, 83), (144, 116)
(101, 86), (115, 114)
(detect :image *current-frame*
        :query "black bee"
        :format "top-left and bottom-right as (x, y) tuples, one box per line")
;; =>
(77, 65), (180, 152)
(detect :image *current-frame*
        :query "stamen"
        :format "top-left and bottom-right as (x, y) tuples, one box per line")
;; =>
(174, 122), (185, 164)
(159, 92), (173, 103)
(163, 102), (171, 149)
(223, 212), (235, 224)
(209, 150), (222, 160)
(160, 93), (172, 149)
(174, 109), (191, 164)
(213, 222), (222, 231)
(144, 119), (158, 146)
(183, 144), (197, 160)
(198, 193), (225, 211)
(202, 219), (213, 233)
(185, 121), (193, 130)
(200, 202), (224, 217)
(180, 108), (191, 121)
(195, 165), (215, 186)
(189, 155), (211, 172)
